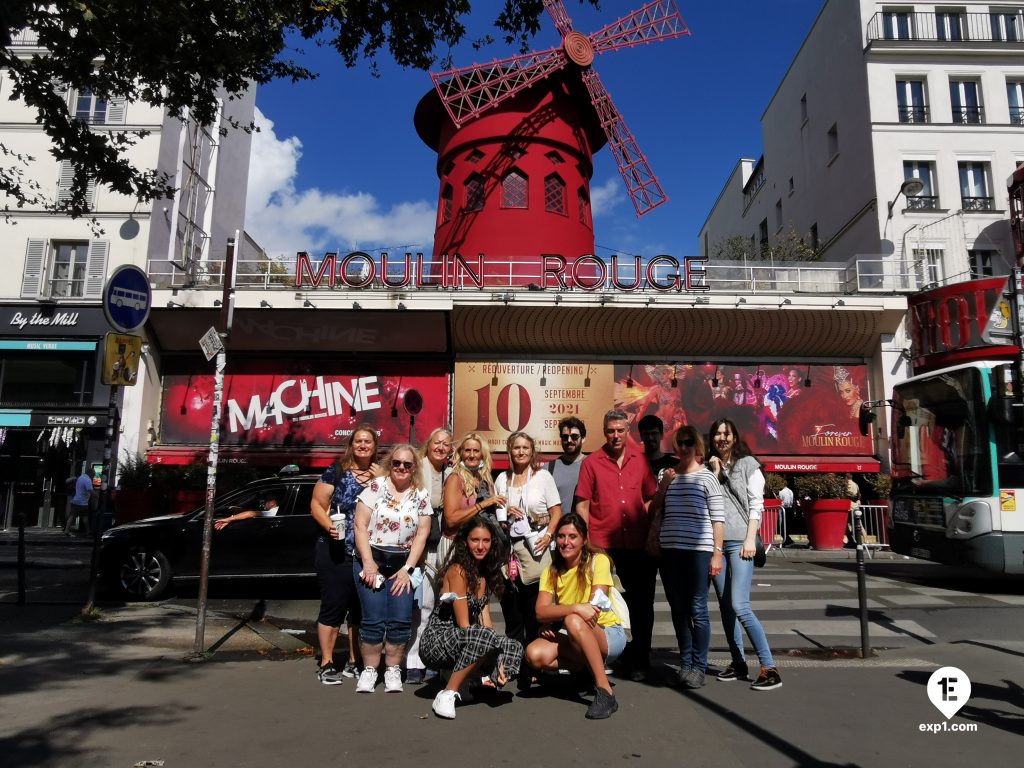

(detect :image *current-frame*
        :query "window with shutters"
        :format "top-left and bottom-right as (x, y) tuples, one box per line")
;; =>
(544, 174), (566, 215)
(20, 238), (109, 300)
(578, 187), (591, 228)
(57, 160), (96, 209)
(49, 242), (89, 298)
(71, 89), (126, 124)
(501, 170), (528, 209)
(440, 184), (453, 224)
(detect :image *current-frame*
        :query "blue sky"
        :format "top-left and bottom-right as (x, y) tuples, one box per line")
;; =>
(246, 0), (824, 261)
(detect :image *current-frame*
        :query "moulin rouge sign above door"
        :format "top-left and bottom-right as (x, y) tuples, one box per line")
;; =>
(293, 251), (709, 292)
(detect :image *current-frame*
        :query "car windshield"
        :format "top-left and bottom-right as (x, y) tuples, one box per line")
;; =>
(891, 368), (991, 497)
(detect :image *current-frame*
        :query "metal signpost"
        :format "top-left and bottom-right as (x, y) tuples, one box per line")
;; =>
(192, 235), (237, 657)
(84, 266), (150, 615)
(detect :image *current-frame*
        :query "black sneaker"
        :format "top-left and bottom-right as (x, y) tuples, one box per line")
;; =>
(750, 667), (783, 691)
(584, 687), (618, 719)
(683, 668), (706, 689)
(668, 666), (692, 687)
(716, 662), (749, 682)
(317, 662), (344, 686)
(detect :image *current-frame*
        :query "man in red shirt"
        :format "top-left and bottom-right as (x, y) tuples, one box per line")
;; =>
(575, 409), (658, 681)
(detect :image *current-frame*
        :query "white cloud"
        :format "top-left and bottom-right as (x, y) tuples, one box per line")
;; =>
(590, 177), (625, 218)
(244, 108), (436, 257)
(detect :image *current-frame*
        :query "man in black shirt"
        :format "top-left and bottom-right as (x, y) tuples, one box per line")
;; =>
(638, 414), (678, 477)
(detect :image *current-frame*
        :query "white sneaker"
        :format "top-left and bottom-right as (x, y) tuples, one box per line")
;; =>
(384, 665), (403, 693)
(356, 666), (378, 693)
(432, 689), (460, 719)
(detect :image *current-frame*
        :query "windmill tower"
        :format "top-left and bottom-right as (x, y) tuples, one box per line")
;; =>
(413, 0), (689, 285)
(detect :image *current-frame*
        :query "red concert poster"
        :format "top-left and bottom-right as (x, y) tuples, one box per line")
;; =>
(160, 363), (450, 449)
(612, 363), (873, 456)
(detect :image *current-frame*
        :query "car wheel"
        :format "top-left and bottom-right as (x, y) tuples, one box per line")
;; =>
(119, 549), (171, 600)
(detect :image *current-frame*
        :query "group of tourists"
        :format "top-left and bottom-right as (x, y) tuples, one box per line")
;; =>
(308, 409), (782, 722)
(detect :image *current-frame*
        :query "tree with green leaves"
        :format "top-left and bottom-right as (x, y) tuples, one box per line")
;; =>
(1, 1), (597, 218)
(712, 227), (822, 263)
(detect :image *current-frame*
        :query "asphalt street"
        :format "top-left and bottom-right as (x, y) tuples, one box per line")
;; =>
(1, 533), (1022, 767)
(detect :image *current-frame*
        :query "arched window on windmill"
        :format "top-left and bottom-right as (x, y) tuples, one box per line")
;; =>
(545, 173), (566, 216)
(577, 186), (591, 228)
(465, 173), (485, 212)
(501, 169), (528, 209)
(440, 183), (453, 225)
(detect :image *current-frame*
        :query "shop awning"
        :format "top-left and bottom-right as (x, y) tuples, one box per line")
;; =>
(760, 456), (880, 473)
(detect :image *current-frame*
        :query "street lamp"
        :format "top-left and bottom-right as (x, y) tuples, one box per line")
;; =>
(886, 177), (926, 220)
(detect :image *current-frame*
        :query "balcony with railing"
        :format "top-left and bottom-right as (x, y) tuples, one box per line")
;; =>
(952, 105), (984, 124)
(867, 12), (1024, 44)
(897, 104), (929, 123)
(961, 196), (995, 211)
(1011, 106), (1024, 124)
(905, 195), (939, 211)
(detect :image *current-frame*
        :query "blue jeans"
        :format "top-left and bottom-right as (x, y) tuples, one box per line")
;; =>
(659, 548), (712, 672)
(353, 558), (415, 646)
(603, 624), (628, 666)
(711, 540), (775, 669)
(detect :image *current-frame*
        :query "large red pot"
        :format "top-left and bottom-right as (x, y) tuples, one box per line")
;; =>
(802, 499), (851, 550)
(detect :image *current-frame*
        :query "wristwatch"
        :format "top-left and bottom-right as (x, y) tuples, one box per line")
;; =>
(403, 564), (415, 574)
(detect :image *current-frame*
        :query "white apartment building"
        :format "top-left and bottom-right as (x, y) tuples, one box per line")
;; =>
(0, 28), (255, 528)
(700, 0), (1024, 440)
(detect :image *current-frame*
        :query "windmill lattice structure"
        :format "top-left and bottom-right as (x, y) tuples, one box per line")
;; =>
(431, 0), (689, 216)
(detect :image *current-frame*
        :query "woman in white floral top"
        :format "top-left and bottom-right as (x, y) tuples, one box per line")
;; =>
(353, 443), (432, 693)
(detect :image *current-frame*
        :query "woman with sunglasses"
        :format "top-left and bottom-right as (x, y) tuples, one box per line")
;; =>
(310, 425), (380, 685)
(352, 443), (432, 693)
(648, 425), (724, 690)
(442, 433), (506, 563)
(706, 418), (782, 691)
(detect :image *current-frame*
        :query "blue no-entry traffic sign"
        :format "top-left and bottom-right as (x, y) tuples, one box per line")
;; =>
(103, 264), (151, 333)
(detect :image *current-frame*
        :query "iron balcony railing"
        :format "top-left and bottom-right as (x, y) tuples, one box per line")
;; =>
(897, 104), (929, 123)
(905, 195), (939, 210)
(867, 12), (1024, 43)
(1011, 106), (1024, 124)
(147, 255), (926, 296)
(952, 105), (984, 124)
(961, 196), (995, 211)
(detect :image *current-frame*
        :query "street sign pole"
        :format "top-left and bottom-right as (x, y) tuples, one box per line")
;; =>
(192, 234), (236, 658)
(83, 383), (119, 615)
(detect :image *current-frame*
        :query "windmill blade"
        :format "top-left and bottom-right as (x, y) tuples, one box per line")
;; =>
(589, 0), (690, 55)
(543, 0), (575, 37)
(431, 46), (567, 126)
(579, 68), (667, 216)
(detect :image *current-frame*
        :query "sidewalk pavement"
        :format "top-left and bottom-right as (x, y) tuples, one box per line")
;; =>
(1, 597), (1019, 767)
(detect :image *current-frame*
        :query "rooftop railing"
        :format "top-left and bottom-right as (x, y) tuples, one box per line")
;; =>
(867, 12), (1024, 44)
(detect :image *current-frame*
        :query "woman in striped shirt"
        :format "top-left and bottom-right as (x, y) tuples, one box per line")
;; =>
(648, 425), (724, 689)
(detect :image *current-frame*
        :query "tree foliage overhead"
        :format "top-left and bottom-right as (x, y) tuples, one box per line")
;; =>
(1, 0), (596, 218)
(712, 228), (822, 263)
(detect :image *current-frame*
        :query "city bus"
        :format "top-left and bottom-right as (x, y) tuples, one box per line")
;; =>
(889, 360), (1024, 575)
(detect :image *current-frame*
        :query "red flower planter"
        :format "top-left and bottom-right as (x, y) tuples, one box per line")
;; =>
(802, 499), (851, 550)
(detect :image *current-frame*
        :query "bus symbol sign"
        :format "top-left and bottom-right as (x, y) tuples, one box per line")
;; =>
(103, 265), (151, 333)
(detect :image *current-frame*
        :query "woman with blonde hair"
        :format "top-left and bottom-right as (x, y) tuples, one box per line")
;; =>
(405, 427), (454, 684)
(442, 432), (506, 564)
(352, 443), (432, 693)
(494, 430), (562, 648)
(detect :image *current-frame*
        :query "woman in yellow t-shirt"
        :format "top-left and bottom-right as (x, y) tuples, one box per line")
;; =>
(525, 513), (625, 720)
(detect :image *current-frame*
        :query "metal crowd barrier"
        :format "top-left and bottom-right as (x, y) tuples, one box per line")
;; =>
(759, 504), (788, 551)
(853, 504), (891, 556)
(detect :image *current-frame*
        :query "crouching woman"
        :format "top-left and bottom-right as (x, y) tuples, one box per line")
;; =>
(525, 513), (626, 720)
(420, 516), (523, 719)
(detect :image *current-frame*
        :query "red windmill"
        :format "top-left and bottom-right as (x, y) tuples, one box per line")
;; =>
(414, 0), (689, 285)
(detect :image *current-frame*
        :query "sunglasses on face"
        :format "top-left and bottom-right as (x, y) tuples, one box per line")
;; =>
(561, 433), (582, 441)
(391, 460), (415, 470)
(676, 438), (696, 448)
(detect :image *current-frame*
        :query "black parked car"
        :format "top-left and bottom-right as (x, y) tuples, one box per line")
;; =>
(100, 473), (321, 600)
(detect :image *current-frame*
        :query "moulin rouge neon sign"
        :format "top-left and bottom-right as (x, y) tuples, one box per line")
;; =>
(293, 252), (709, 293)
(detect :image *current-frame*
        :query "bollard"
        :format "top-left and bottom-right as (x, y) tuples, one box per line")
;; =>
(854, 507), (870, 658)
(16, 512), (26, 606)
